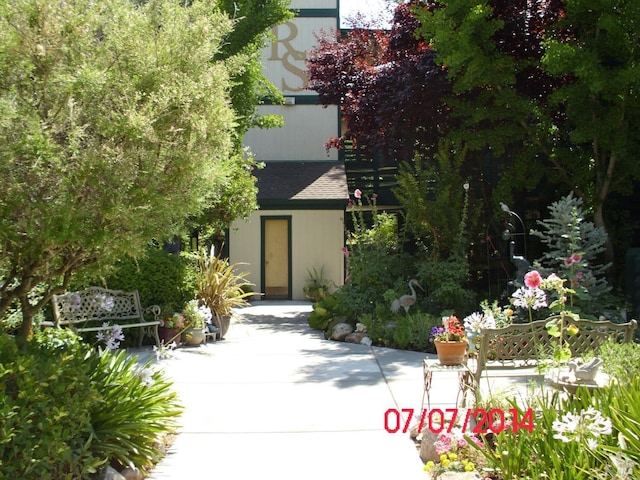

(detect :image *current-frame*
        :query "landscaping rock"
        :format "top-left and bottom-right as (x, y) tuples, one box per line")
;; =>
(344, 332), (373, 347)
(331, 322), (353, 341)
(121, 467), (143, 480)
(102, 466), (125, 480)
(419, 428), (440, 463)
(429, 472), (481, 480)
(344, 332), (365, 343)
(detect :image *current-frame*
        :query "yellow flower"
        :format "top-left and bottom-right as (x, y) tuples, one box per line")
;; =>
(505, 308), (514, 316)
(441, 459), (451, 467)
(567, 324), (579, 336)
(424, 461), (435, 472)
(448, 452), (457, 461)
(440, 454), (448, 462)
(465, 462), (475, 471)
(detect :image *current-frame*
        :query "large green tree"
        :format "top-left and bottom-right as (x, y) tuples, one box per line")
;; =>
(0, 0), (245, 339)
(183, 0), (293, 242)
(415, 0), (640, 264)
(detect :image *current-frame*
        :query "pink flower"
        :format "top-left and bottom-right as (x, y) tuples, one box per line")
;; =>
(341, 246), (350, 257)
(354, 188), (362, 199)
(524, 270), (542, 289)
(571, 253), (582, 264)
(564, 257), (574, 267)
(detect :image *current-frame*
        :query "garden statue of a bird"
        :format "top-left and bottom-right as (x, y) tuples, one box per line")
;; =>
(391, 279), (423, 314)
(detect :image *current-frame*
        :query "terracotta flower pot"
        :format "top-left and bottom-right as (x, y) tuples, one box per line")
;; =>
(159, 327), (181, 346)
(435, 340), (468, 365)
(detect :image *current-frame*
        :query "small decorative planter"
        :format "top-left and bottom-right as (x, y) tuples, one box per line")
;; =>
(213, 314), (232, 340)
(434, 340), (468, 365)
(182, 327), (205, 346)
(158, 327), (181, 346)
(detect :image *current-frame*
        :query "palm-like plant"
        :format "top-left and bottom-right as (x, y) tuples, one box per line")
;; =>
(194, 246), (254, 337)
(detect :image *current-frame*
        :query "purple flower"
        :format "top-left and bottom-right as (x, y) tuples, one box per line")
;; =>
(430, 326), (445, 340)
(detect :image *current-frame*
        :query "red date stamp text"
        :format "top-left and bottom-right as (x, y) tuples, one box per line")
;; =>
(384, 407), (535, 435)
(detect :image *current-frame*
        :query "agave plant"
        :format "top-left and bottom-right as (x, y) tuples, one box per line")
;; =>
(194, 246), (254, 337)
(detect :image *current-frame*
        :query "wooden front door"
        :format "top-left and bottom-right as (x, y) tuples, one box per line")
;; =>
(262, 217), (291, 299)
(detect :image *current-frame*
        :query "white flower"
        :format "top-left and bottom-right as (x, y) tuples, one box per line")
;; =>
(552, 408), (612, 448)
(134, 365), (154, 386)
(96, 322), (124, 350)
(153, 340), (177, 360)
(463, 312), (496, 334)
(512, 286), (548, 310)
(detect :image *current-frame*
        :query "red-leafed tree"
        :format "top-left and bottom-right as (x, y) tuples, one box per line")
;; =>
(306, 2), (451, 164)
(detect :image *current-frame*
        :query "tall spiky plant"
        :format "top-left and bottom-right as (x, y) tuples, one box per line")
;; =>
(193, 246), (254, 336)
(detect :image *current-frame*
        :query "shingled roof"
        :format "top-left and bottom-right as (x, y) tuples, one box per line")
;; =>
(256, 161), (349, 202)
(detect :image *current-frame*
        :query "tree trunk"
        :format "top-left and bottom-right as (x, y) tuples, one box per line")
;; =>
(593, 203), (616, 282)
(16, 296), (35, 348)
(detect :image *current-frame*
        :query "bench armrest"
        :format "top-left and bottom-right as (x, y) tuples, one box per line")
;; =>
(144, 304), (162, 322)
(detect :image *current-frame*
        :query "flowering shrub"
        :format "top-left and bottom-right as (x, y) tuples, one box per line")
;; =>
(471, 383), (640, 479)
(424, 428), (484, 476)
(430, 315), (467, 342)
(163, 312), (185, 329)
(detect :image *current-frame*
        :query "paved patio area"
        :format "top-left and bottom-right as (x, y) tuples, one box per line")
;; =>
(132, 302), (547, 479)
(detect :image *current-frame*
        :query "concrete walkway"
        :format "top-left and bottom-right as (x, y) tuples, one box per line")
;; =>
(134, 301), (545, 479)
(130, 302), (437, 479)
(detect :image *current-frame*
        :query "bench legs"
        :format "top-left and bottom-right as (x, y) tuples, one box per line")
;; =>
(139, 324), (161, 348)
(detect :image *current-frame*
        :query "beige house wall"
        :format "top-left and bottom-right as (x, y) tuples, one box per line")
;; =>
(243, 105), (339, 161)
(230, 209), (345, 301)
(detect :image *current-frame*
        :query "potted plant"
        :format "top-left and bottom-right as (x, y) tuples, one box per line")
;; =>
(430, 315), (468, 365)
(194, 246), (255, 339)
(159, 311), (185, 346)
(181, 299), (206, 346)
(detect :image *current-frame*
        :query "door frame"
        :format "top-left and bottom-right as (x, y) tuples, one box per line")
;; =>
(260, 215), (292, 300)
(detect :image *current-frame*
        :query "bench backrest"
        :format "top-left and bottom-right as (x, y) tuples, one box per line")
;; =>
(475, 317), (637, 380)
(52, 287), (144, 327)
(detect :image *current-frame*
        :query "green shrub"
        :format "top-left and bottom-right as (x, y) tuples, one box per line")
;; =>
(98, 244), (197, 312)
(0, 331), (103, 479)
(473, 377), (640, 478)
(307, 295), (339, 331)
(598, 339), (640, 384)
(418, 253), (476, 314)
(86, 349), (183, 474)
(530, 192), (613, 315)
(362, 304), (439, 352)
(0, 329), (183, 478)
(87, 350), (182, 472)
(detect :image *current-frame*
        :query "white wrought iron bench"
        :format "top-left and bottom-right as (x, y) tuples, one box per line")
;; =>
(471, 316), (637, 385)
(48, 287), (162, 347)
